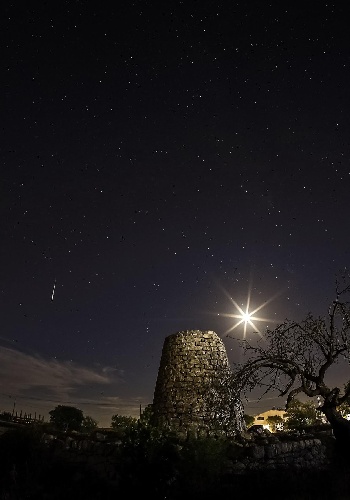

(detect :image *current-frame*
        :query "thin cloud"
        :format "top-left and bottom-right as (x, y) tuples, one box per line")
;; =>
(0, 346), (152, 426)
(0, 346), (114, 399)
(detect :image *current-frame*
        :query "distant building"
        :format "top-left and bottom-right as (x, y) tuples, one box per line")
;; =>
(253, 408), (286, 432)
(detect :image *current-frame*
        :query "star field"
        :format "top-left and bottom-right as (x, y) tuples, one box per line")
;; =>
(1, 1), (350, 426)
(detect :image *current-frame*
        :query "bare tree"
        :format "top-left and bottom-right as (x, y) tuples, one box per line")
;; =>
(230, 271), (350, 444)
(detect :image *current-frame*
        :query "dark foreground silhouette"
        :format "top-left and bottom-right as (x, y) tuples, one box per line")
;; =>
(1, 427), (349, 500)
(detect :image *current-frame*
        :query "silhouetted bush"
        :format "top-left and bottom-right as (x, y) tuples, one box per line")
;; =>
(1, 424), (350, 499)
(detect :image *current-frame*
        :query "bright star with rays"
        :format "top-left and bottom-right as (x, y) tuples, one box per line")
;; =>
(218, 286), (282, 339)
(223, 298), (269, 338)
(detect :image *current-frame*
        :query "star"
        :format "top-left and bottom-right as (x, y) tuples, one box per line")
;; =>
(218, 284), (282, 339)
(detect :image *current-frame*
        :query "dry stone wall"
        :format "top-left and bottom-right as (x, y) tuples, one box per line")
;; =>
(40, 432), (333, 484)
(152, 329), (245, 436)
(228, 436), (331, 473)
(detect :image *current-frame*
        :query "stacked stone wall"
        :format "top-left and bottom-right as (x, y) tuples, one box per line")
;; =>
(40, 432), (333, 483)
(152, 330), (244, 435)
(228, 436), (332, 473)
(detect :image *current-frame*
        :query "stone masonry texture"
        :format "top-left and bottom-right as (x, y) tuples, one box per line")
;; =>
(151, 330), (245, 436)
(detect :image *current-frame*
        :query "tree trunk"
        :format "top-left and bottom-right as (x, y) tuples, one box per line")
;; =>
(321, 406), (350, 445)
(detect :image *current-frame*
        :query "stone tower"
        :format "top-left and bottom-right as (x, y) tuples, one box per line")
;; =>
(152, 329), (245, 436)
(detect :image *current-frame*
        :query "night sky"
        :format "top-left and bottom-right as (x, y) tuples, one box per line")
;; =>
(2, 2), (350, 427)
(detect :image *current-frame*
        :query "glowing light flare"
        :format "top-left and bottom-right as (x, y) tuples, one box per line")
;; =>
(241, 311), (252, 323)
(219, 285), (283, 339)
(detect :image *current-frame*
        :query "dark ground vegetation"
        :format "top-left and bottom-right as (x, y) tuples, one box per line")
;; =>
(1, 424), (350, 500)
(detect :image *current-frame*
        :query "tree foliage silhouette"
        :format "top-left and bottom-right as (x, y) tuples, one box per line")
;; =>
(49, 405), (84, 432)
(231, 270), (350, 444)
